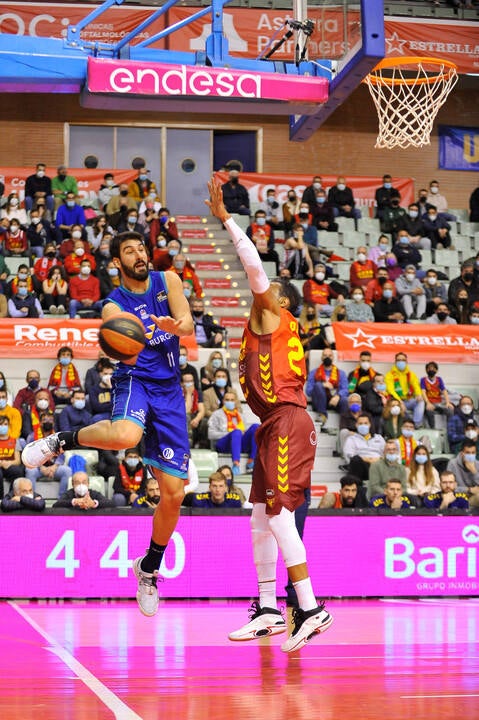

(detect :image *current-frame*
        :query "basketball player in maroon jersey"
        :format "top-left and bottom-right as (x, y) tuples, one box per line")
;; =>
(206, 179), (333, 652)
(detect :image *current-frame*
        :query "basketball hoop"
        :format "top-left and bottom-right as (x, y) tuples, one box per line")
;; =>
(364, 56), (458, 149)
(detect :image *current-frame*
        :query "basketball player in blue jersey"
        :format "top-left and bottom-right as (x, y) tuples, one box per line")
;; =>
(22, 231), (194, 616)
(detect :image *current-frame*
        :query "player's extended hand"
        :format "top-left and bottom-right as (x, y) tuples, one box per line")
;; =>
(205, 178), (230, 224)
(150, 314), (182, 334)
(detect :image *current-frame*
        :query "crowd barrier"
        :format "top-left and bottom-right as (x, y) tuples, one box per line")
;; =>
(1, 512), (478, 599)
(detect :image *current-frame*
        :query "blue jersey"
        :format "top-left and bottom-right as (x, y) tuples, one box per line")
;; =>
(106, 272), (180, 383)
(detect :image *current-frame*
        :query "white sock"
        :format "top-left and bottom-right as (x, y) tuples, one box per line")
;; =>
(293, 577), (317, 612)
(258, 569), (278, 610)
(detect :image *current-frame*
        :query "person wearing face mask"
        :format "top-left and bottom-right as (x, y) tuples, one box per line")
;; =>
(422, 204), (451, 249)
(24, 163), (54, 213)
(446, 440), (479, 508)
(0, 387), (21, 440)
(127, 166), (158, 204)
(382, 398), (406, 439)
(396, 203), (431, 250)
(48, 347), (82, 406)
(58, 225), (88, 260)
(0, 415), (24, 497)
(246, 210), (280, 275)
(97, 258), (120, 299)
(426, 180), (455, 221)
(200, 351), (231, 391)
(259, 187), (283, 228)
(301, 175), (323, 210)
(21, 389), (55, 440)
(148, 207), (179, 251)
(42, 265), (68, 314)
(397, 418), (418, 467)
(4, 220), (28, 256)
(367, 439), (408, 500)
(385, 353), (424, 427)
(420, 361), (454, 429)
(345, 286), (375, 323)
(342, 413), (386, 484)
(367, 234), (390, 268)
(347, 352), (377, 397)
(190, 296), (224, 348)
(116, 209), (146, 243)
(208, 390), (259, 475)
(338, 393), (364, 454)
(365, 267), (396, 306)
(447, 395), (478, 454)
(23, 410), (72, 495)
(282, 224), (315, 280)
(98, 173), (119, 212)
(170, 252), (203, 298)
(7, 279), (43, 319)
(53, 470), (113, 510)
(68, 259), (102, 319)
(406, 445), (440, 504)
(381, 194), (406, 235)
(349, 246), (377, 290)
(112, 447), (149, 506)
(1, 476), (46, 512)
(450, 289), (472, 325)
(448, 261), (479, 307)
(202, 368), (235, 419)
(58, 389), (92, 433)
(178, 345), (200, 390)
(327, 176), (361, 221)
(105, 182), (138, 226)
(305, 348), (349, 428)
(363, 373), (388, 434)
(181, 371), (205, 448)
(426, 301), (456, 326)
(7, 264), (34, 299)
(1, 192), (28, 225)
(310, 188), (338, 234)
(64, 238), (96, 277)
(89, 366), (114, 422)
(27, 208), (54, 258)
(391, 231), (422, 270)
(374, 173), (400, 220)
(423, 269), (447, 317)
(221, 169), (250, 215)
(395, 265), (426, 320)
(13, 371), (51, 416)
(55, 191), (86, 242)
(282, 188), (301, 232)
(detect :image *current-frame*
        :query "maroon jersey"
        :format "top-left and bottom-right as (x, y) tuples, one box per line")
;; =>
(238, 308), (307, 421)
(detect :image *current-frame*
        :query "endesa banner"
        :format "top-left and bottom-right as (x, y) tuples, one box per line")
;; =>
(1, 4), (478, 73)
(0, 167), (137, 208)
(0, 515), (478, 598)
(334, 322), (479, 364)
(439, 125), (479, 172)
(214, 171), (415, 215)
(0, 319), (198, 360)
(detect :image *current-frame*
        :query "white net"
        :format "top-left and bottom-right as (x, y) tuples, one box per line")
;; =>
(364, 57), (458, 150)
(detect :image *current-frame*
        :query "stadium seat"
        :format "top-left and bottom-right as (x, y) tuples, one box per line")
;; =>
(413, 428), (444, 456)
(189, 449), (219, 478)
(64, 449), (99, 475)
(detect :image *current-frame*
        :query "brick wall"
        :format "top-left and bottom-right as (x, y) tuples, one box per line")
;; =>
(0, 80), (477, 209)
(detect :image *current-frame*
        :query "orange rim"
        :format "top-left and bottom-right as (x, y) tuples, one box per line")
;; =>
(365, 56), (458, 86)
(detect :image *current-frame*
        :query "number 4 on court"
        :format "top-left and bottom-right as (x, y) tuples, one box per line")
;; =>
(46, 530), (80, 578)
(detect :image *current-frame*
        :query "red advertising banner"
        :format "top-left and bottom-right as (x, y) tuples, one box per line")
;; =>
(0, 167), (137, 207)
(1, 5), (477, 73)
(334, 322), (479, 363)
(0, 319), (198, 360)
(214, 171), (415, 215)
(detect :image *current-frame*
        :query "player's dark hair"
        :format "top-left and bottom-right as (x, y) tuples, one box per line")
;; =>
(272, 277), (301, 316)
(340, 474), (360, 488)
(110, 231), (146, 260)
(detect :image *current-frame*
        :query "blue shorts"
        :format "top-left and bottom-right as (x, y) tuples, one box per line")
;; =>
(111, 372), (189, 478)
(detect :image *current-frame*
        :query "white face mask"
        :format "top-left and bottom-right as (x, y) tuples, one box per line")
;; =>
(74, 483), (88, 497)
(72, 230), (82, 239)
(337, 183), (346, 191)
(315, 272), (325, 282)
(430, 186), (439, 194)
(352, 294), (363, 303)
(360, 361), (371, 370)
(313, 182), (321, 190)
(36, 399), (49, 411)
(391, 405), (401, 416)
(75, 247), (85, 256)
(80, 266), (91, 275)
(427, 276), (437, 285)
(406, 273), (415, 282)
(357, 253), (366, 262)
(24, 492), (34, 499)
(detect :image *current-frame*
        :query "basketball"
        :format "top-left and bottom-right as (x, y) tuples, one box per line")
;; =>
(98, 312), (146, 362)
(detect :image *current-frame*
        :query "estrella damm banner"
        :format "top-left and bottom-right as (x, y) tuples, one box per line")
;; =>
(439, 125), (479, 172)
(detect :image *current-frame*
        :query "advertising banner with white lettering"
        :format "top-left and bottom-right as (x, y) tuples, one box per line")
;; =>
(214, 171), (415, 215)
(439, 125), (479, 172)
(0, 319), (198, 360)
(2, 5), (478, 74)
(333, 322), (479, 363)
(0, 167), (137, 207)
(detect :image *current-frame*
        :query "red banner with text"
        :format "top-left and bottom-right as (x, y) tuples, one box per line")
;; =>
(0, 319), (198, 360)
(214, 171), (415, 215)
(0, 5), (477, 73)
(334, 322), (479, 363)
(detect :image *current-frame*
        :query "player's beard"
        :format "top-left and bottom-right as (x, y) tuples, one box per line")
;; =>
(122, 262), (149, 281)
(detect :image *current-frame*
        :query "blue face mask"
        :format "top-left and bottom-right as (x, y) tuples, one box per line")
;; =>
(386, 453), (399, 463)
(376, 383), (386, 392)
(139, 174), (148, 181)
(383, 289), (393, 299)
(349, 403), (361, 413)
(357, 424), (370, 436)
(215, 378), (227, 388)
(17, 287), (28, 297)
(66, 200), (75, 208)
(59, 356), (71, 366)
(399, 236), (409, 245)
(125, 457), (140, 469)
(211, 358), (222, 369)
(256, 217), (266, 226)
(0, 399), (6, 410)
(73, 400), (85, 410)
(402, 428), (414, 438)
(396, 360), (407, 371)
(384, 182), (392, 189)
(415, 454), (428, 465)
(224, 400), (236, 411)
(168, 249), (179, 257)
(179, 355), (187, 367)
(0, 425), (8, 436)
(464, 453), (476, 464)
(316, 197), (326, 204)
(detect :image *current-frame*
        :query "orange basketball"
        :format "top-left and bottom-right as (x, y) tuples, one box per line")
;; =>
(98, 312), (146, 362)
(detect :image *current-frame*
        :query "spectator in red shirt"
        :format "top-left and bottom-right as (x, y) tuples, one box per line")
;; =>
(64, 238), (96, 277)
(365, 266), (396, 306)
(33, 242), (62, 290)
(68, 258), (102, 318)
(350, 246), (377, 289)
(58, 225), (89, 259)
(4, 219), (28, 256)
(303, 261), (345, 316)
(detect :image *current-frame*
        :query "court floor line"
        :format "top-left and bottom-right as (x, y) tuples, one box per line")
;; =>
(8, 601), (143, 720)
(401, 694), (479, 699)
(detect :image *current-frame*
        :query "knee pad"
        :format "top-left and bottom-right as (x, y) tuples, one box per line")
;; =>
(268, 507), (306, 568)
(251, 503), (278, 567)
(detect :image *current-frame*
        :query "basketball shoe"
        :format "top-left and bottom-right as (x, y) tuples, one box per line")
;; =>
(281, 602), (333, 653)
(229, 601), (286, 641)
(133, 556), (159, 617)
(22, 433), (64, 469)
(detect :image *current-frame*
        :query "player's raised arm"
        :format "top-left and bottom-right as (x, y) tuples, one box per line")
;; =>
(206, 178), (280, 330)
(151, 270), (194, 337)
